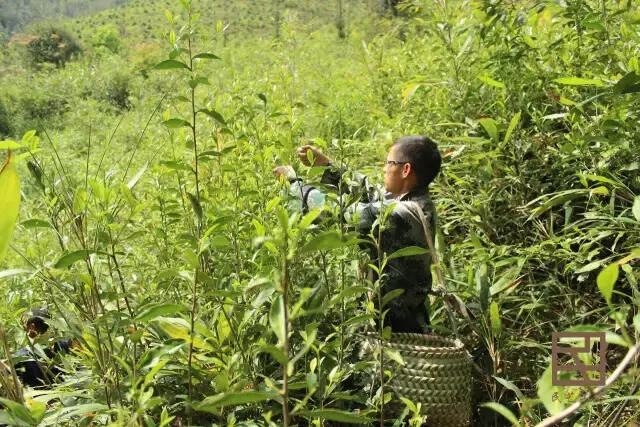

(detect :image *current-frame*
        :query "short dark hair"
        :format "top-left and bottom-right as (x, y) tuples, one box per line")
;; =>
(392, 135), (441, 187)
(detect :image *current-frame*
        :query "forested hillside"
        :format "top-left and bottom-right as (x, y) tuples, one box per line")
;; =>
(0, 0), (639, 425)
(0, 0), (129, 39)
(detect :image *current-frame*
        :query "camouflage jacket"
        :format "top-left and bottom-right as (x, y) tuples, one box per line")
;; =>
(288, 165), (437, 332)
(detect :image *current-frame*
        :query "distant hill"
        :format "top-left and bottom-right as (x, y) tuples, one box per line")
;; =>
(0, 0), (131, 38)
(61, 0), (376, 47)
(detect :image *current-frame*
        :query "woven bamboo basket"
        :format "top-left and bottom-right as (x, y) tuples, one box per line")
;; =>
(363, 332), (472, 426)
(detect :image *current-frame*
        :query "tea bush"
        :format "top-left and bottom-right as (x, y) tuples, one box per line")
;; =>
(0, 0), (639, 425)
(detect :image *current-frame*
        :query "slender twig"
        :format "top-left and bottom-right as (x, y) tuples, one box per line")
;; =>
(535, 342), (640, 427)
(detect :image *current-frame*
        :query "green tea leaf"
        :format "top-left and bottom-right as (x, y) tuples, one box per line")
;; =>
(0, 398), (36, 425)
(199, 108), (227, 125)
(20, 218), (49, 229)
(554, 77), (604, 86)
(155, 59), (190, 70)
(193, 52), (220, 60)
(480, 402), (521, 426)
(298, 208), (322, 229)
(270, 295), (286, 344)
(0, 140), (22, 150)
(537, 364), (565, 415)
(479, 118), (498, 142)
(298, 409), (374, 424)
(186, 192), (203, 220)
(612, 71), (640, 94)
(478, 74), (505, 89)
(163, 118), (191, 129)
(54, 250), (96, 269)
(0, 153), (20, 261)
(259, 344), (287, 365)
(502, 111), (521, 146)
(489, 301), (501, 335)
(633, 196), (640, 221)
(383, 348), (405, 366)
(195, 391), (279, 413)
(382, 288), (404, 308)
(493, 376), (524, 401)
(597, 263), (619, 305)
(387, 245), (428, 260)
(136, 304), (185, 323)
(300, 231), (347, 253)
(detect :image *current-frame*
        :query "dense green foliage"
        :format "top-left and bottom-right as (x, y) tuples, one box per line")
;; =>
(0, 0), (639, 425)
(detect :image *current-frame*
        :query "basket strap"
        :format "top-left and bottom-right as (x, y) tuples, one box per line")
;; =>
(408, 201), (461, 336)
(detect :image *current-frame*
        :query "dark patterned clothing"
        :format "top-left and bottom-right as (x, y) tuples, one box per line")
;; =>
(289, 164), (436, 333)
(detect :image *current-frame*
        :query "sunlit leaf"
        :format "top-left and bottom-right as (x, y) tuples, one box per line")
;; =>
(536, 364), (565, 415)
(0, 152), (20, 261)
(478, 74), (505, 89)
(20, 218), (49, 229)
(633, 196), (640, 221)
(479, 118), (498, 142)
(387, 246), (428, 260)
(127, 162), (148, 190)
(136, 304), (185, 323)
(163, 118), (191, 129)
(489, 301), (501, 335)
(597, 263), (619, 305)
(554, 77), (604, 86)
(300, 231), (350, 253)
(502, 111), (521, 146)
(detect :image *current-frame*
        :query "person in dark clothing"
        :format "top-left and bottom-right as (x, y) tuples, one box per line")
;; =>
(14, 307), (71, 387)
(274, 135), (442, 333)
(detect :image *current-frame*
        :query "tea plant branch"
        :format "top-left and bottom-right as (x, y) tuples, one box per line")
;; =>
(535, 341), (640, 427)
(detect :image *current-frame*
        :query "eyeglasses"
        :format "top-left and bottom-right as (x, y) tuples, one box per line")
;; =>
(384, 159), (410, 166)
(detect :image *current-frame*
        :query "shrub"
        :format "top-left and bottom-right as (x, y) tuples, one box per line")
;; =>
(25, 25), (81, 67)
(91, 24), (121, 54)
(103, 70), (132, 110)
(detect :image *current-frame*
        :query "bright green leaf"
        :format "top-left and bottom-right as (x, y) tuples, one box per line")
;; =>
(489, 301), (501, 335)
(632, 196), (640, 221)
(478, 74), (505, 89)
(136, 304), (185, 323)
(502, 111), (521, 146)
(54, 250), (97, 269)
(597, 263), (619, 305)
(479, 118), (498, 142)
(554, 77), (604, 86)
(163, 118), (191, 129)
(387, 245), (428, 260)
(0, 153), (20, 261)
